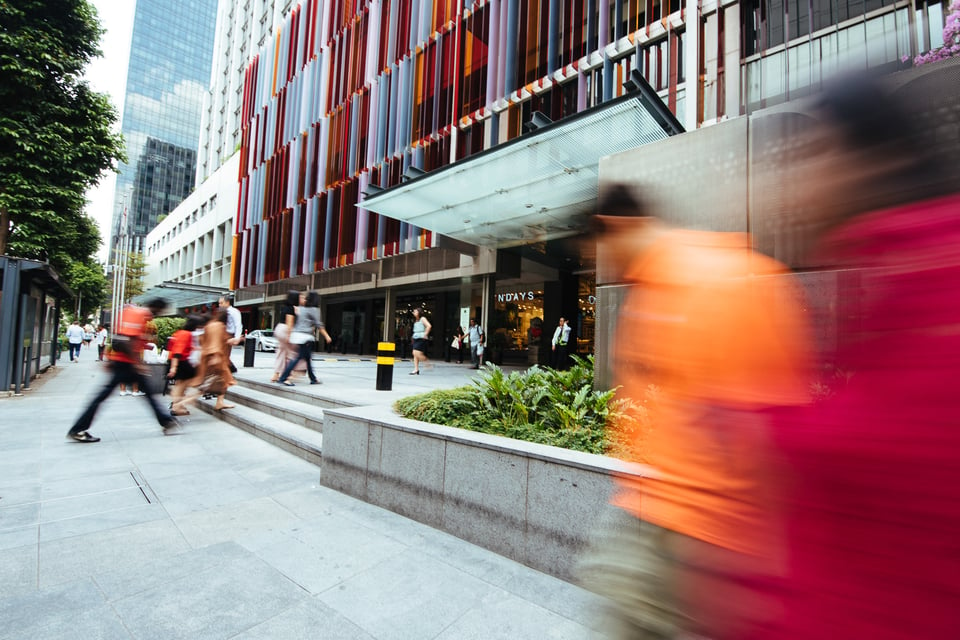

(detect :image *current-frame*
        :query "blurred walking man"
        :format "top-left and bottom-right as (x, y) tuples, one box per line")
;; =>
(67, 298), (179, 443)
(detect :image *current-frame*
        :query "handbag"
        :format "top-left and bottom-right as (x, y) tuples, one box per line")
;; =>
(461, 335), (469, 347)
(451, 336), (460, 349)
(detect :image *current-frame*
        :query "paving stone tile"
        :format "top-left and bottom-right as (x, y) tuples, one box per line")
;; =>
(38, 503), (167, 543)
(38, 519), (190, 588)
(171, 496), (300, 548)
(318, 548), (497, 640)
(230, 597), (376, 640)
(111, 552), (308, 640)
(93, 541), (251, 601)
(0, 501), (41, 529)
(433, 588), (598, 640)
(0, 577), (105, 640)
(40, 486), (149, 523)
(0, 544), (36, 598)
(252, 511), (407, 594)
(0, 524), (38, 552)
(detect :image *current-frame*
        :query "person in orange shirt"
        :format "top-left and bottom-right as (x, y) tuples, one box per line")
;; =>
(67, 298), (179, 442)
(580, 184), (812, 639)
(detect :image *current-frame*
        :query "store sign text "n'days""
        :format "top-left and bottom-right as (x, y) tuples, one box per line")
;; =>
(496, 290), (537, 303)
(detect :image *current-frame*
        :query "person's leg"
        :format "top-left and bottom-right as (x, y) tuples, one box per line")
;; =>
(131, 366), (175, 427)
(68, 363), (127, 436)
(300, 342), (319, 383)
(277, 348), (303, 383)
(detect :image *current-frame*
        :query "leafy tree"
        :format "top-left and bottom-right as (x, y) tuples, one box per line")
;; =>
(122, 250), (147, 300)
(0, 0), (125, 283)
(66, 259), (108, 319)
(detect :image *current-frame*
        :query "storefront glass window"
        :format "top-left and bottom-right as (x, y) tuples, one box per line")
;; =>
(576, 276), (596, 356)
(493, 286), (544, 361)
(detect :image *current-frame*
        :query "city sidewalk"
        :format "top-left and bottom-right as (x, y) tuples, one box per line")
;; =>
(0, 351), (609, 640)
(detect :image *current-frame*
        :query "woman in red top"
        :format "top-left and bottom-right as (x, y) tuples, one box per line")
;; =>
(167, 315), (204, 415)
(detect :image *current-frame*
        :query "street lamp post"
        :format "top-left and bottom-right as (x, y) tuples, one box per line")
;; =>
(110, 189), (133, 333)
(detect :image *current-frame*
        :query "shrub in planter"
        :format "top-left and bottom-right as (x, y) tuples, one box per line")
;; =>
(393, 355), (652, 456)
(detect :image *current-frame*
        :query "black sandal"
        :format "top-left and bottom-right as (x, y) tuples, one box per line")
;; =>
(68, 431), (100, 443)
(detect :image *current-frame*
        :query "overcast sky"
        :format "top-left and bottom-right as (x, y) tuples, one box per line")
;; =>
(82, 0), (135, 263)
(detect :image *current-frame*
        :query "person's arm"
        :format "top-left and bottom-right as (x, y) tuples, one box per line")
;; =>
(421, 317), (432, 337)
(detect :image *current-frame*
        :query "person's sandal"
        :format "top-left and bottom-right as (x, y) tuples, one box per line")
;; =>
(68, 431), (100, 443)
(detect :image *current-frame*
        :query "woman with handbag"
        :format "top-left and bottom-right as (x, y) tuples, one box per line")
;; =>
(277, 291), (332, 386)
(271, 290), (306, 382)
(450, 326), (464, 363)
(187, 308), (235, 411)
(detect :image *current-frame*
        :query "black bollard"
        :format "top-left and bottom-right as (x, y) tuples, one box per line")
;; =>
(376, 341), (395, 391)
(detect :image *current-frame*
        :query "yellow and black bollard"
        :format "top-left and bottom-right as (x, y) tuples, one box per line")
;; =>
(376, 342), (395, 390)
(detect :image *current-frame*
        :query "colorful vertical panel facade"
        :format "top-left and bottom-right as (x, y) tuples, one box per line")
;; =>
(232, 0), (929, 289)
(233, 0), (676, 289)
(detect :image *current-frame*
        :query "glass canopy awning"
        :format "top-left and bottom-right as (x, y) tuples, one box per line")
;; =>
(361, 88), (683, 249)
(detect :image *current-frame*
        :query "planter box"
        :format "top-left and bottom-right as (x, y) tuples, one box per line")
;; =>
(320, 405), (647, 582)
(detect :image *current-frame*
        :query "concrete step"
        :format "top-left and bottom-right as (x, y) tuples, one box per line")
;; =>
(196, 398), (323, 468)
(224, 384), (324, 433)
(233, 377), (359, 412)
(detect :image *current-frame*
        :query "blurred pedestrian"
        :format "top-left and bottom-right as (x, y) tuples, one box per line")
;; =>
(94, 324), (108, 361)
(270, 290), (305, 383)
(451, 326), (464, 363)
(277, 291), (331, 386)
(578, 184), (812, 640)
(66, 320), (84, 362)
(768, 75), (960, 640)
(82, 323), (95, 350)
(409, 307), (431, 375)
(67, 299), (179, 442)
(219, 294), (243, 374)
(197, 307), (235, 410)
(467, 318), (484, 369)
(166, 314), (205, 416)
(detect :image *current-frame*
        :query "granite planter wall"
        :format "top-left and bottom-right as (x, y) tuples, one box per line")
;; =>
(320, 405), (647, 582)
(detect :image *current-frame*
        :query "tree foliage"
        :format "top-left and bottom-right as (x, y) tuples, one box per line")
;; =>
(0, 0), (125, 304)
(122, 250), (147, 300)
(66, 259), (108, 319)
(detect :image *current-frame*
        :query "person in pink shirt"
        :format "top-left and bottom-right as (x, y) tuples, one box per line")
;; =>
(771, 75), (960, 639)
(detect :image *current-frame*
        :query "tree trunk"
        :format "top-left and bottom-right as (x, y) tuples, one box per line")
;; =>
(0, 203), (9, 255)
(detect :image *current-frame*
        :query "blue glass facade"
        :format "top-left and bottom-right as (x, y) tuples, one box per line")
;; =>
(110, 0), (218, 257)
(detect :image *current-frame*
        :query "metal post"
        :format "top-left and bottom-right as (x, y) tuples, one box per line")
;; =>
(376, 341), (395, 391)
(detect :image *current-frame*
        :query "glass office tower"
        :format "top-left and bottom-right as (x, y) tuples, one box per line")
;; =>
(110, 0), (218, 259)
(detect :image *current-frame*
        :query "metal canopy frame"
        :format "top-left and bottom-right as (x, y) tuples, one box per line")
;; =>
(360, 88), (683, 249)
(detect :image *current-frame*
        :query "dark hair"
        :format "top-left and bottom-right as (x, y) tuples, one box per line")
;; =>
(412, 307), (423, 317)
(591, 183), (651, 234)
(184, 314), (205, 332)
(284, 290), (300, 306)
(304, 291), (320, 307)
(211, 307), (227, 323)
(814, 74), (952, 206)
(145, 297), (167, 314)
(596, 183), (647, 218)
(219, 294), (234, 306)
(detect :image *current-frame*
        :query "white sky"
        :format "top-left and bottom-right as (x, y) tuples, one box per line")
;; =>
(82, 0), (136, 263)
